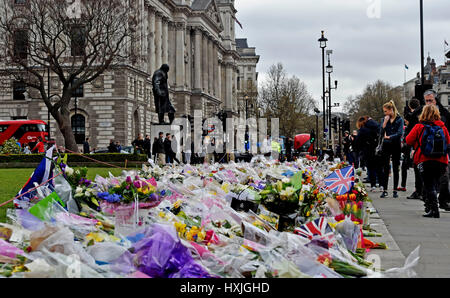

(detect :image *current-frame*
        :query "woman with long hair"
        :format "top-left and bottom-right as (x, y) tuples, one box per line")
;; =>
(379, 100), (404, 198)
(406, 105), (450, 218)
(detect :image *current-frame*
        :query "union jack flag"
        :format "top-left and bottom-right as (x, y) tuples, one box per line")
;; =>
(294, 217), (334, 240)
(323, 166), (355, 195)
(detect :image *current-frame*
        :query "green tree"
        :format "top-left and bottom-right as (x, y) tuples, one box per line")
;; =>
(0, 138), (21, 154)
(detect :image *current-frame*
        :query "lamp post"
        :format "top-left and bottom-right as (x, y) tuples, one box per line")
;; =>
(47, 65), (51, 141)
(326, 50), (338, 146)
(314, 108), (320, 155)
(318, 31), (328, 149)
(420, 0), (425, 87)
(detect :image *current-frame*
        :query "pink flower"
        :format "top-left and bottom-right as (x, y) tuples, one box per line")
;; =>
(133, 181), (142, 189)
(148, 177), (157, 187)
(126, 176), (132, 184)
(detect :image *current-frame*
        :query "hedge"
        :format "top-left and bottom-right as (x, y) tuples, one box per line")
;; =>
(0, 153), (148, 164)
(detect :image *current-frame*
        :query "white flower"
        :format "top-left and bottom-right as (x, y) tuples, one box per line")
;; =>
(65, 167), (74, 176)
(282, 178), (291, 184)
(75, 187), (83, 194)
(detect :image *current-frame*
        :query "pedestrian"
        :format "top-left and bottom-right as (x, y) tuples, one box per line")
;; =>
(285, 137), (293, 162)
(422, 90), (450, 210)
(115, 141), (122, 153)
(143, 135), (152, 158)
(108, 139), (117, 153)
(406, 104), (450, 218)
(351, 130), (359, 168)
(154, 132), (166, 166)
(404, 98), (424, 200)
(170, 134), (181, 164)
(164, 133), (173, 164)
(132, 134), (145, 154)
(152, 137), (158, 161)
(356, 116), (381, 191)
(379, 100), (404, 198)
(32, 137), (46, 153)
(23, 143), (32, 154)
(342, 131), (353, 164)
(83, 137), (90, 154)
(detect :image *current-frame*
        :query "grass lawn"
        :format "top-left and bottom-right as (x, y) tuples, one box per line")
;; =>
(0, 167), (124, 223)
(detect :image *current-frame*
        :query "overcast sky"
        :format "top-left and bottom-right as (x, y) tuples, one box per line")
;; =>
(234, 0), (450, 112)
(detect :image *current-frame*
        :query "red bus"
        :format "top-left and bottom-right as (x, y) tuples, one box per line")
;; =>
(0, 120), (48, 147)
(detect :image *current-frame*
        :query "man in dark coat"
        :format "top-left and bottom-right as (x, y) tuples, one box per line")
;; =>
(154, 132), (166, 165)
(152, 64), (176, 124)
(143, 135), (151, 158)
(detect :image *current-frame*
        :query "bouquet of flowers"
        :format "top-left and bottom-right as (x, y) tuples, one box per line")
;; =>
(98, 175), (160, 205)
(63, 166), (100, 210)
(259, 177), (301, 216)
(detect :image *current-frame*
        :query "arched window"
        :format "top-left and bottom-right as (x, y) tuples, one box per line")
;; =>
(71, 114), (86, 144)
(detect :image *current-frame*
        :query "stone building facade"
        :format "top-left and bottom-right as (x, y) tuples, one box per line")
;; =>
(236, 38), (260, 118)
(0, 0), (259, 150)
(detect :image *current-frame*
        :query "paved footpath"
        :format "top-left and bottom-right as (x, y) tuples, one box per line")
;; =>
(366, 168), (450, 278)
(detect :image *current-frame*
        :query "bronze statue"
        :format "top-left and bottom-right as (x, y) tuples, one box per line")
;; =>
(152, 64), (176, 124)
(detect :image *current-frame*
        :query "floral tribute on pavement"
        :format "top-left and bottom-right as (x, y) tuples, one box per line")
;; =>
(0, 148), (420, 278)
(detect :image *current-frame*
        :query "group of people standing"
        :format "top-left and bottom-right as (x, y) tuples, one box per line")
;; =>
(352, 89), (450, 218)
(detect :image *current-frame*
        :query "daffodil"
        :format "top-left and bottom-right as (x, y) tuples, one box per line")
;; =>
(85, 232), (105, 243)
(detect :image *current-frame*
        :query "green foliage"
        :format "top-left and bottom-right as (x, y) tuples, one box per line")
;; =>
(0, 138), (21, 155)
(0, 153), (147, 164)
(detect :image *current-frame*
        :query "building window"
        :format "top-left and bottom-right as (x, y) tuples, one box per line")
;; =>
(70, 26), (86, 56)
(11, 116), (27, 120)
(0, 125), (9, 133)
(13, 29), (28, 60)
(71, 114), (85, 144)
(237, 76), (241, 91)
(71, 78), (84, 98)
(14, 0), (27, 4)
(13, 80), (26, 100)
(447, 81), (450, 88)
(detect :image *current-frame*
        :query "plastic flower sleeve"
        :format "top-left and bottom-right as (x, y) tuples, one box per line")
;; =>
(381, 245), (420, 278)
(128, 224), (217, 278)
(53, 173), (79, 214)
(334, 216), (360, 252)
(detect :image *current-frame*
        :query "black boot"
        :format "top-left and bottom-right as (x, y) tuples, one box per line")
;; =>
(423, 207), (440, 218)
(380, 191), (388, 198)
(438, 200), (450, 211)
(407, 191), (420, 200)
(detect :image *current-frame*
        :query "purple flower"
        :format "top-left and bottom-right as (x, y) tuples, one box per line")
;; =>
(149, 193), (160, 201)
(126, 176), (133, 184)
(133, 180), (142, 189)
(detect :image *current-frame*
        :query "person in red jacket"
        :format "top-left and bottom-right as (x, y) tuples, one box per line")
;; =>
(32, 137), (46, 153)
(406, 105), (450, 218)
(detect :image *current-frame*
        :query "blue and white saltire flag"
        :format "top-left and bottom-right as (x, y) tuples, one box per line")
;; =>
(15, 145), (55, 208)
(323, 166), (355, 195)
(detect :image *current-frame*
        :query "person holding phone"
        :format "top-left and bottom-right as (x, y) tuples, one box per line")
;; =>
(379, 100), (404, 198)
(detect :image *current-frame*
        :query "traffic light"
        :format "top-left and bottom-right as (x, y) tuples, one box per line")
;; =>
(342, 119), (351, 133)
(332, 117), (338, 132)
(310, 129), (316, 143)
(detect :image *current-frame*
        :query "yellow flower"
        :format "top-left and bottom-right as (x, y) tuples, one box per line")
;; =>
(352, 204), (358, 213)
(306, 211), (311, 217)
(174, 200), (182, 209)
(174, 222), (187, 237)
(159, 211), (166, 219)
(86, 232), (105, 243)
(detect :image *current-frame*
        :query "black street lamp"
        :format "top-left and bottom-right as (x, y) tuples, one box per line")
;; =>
(314, 107), (320, 155)
(420, 0), (425, 87)
(47, 65), (51, 141)
(326, 50), (338, 146)
(318, 31), (328, 148)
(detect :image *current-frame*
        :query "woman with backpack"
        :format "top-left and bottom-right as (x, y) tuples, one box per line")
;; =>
(379, 100), (404, 199)
(406, 104), (450, 218)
